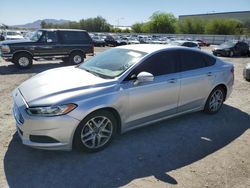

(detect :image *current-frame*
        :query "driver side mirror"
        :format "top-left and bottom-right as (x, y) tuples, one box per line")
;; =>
(134, 72), (154, 85)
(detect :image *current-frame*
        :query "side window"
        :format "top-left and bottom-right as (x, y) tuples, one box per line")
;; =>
(46, 31), (58, 42)
(40, 31), (58, 43)
(59, 31), (91, 44)
(127, 50), (178, 79)
(203, 54), (216, 66)
(179, 50), (206, 71)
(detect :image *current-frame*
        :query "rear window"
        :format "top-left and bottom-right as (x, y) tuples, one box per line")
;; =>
(179, 50), (215, 71)
(59, 31), (91, 44)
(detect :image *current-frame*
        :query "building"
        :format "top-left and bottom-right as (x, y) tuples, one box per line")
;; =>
(179, 11), (250, 24)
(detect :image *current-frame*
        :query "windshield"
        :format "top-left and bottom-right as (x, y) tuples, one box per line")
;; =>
(220, 41), (237, 48)
(30, 30), (43, 41)
(79, 48), (147, 78)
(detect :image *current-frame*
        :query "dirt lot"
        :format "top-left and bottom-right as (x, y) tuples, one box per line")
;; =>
(0, 46), (249, 188)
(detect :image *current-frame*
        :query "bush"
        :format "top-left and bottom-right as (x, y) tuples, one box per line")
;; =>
(177, 18), (205, 34)
(205, 19), (243, 35)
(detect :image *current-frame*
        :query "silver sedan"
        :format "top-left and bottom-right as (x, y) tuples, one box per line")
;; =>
(12, 44), (234, 152)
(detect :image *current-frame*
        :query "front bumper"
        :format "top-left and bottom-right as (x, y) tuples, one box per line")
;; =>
(243, 63), (250, 80)
(12, 89), (80, 151)
(213, 50), (229, 57)
(1, 53), (13, 61)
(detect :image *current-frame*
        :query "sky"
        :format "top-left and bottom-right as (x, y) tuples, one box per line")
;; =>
(0, 0), (250, 26)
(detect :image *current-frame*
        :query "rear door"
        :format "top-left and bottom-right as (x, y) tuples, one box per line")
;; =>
(177, 49), (216, 112)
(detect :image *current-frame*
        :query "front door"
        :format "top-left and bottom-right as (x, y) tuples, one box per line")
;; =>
(35, 31), (60, 56)
(121, 50), (180, 130)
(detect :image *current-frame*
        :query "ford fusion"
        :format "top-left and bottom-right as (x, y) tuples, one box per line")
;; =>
(12, 44), (234, 152)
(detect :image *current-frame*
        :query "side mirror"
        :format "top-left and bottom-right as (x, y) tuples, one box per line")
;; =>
(134, 72), (154, 85)
(47, 39), (53, 43)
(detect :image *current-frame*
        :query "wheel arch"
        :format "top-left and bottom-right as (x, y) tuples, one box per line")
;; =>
(69, 49), (86, 58)
(71, 106), (122, 150)
(212, 83), (228, 101)
(13, 50), (33, 59)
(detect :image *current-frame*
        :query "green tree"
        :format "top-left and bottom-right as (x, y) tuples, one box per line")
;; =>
(146, 12), (177, 33)
(177, 18), (205, 34)
(131, 23), (144, 33)
(40, 21), (47, 28)
(205, 19), (243, 35)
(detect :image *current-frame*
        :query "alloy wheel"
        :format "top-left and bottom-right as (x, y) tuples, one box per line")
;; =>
(80, 116), (113, 149)
(18, 57), (29, 67)
(209, 90), (224, 112)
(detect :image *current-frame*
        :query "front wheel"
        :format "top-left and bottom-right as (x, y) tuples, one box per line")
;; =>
(69, 51), (84, 65)
(14, 53), (33, 69)
(204, 87), (225, 114)
(73, 110), (117, 152)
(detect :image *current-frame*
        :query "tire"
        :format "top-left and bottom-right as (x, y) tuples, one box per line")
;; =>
(69, 51), (84, 65)
(14, 53), (33, 69)
(204, 86), (225, 114)
(229, 51), (234, 57)
(73, 110), (117, 152)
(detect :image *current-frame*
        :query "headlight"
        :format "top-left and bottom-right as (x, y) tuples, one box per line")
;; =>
(26, 103), (77, 116)
(1, 45), (10, 53)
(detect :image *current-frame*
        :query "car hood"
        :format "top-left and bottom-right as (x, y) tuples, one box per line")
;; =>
(18, 66), (118, 106)
(2, 39), (33, 45)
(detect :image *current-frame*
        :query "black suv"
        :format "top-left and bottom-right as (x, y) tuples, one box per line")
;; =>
(212, 40), (249, 57)
(0, 29), (94, 69)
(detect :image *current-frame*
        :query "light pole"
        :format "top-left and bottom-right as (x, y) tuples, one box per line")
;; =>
(116, 17), (124, 28)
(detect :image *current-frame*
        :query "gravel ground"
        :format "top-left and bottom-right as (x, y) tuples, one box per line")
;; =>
(0, 46), (249, 188)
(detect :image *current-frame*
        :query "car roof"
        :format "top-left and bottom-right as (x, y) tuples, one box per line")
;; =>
(117, 44), (189, 53)
(39, 29), (87, 32)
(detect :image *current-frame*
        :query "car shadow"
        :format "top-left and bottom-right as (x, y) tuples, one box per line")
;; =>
(0, 61), (70, 75)
(4, 104), (250, 188)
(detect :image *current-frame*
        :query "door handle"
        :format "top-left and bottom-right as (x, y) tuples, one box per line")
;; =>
(207, 72), (212, 76)
(168, 78), (177, 83)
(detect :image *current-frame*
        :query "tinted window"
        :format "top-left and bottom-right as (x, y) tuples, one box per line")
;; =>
(60, 31), (91, 44)
(183, 42), (197, 47)
(128, 50), (178, 78)
(179, 50), (207, 71)
(203, 54), (216, 66)
(40, 31), (58, 43)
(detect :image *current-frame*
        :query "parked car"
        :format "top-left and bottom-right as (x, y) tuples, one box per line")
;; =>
(212, 41), (249, 57)
(2, 30), (24, 40)
(243, 63), (250, 81)
(196, 39), (210, 47)
(0, 29), (94, 69)
(127, 37), (140, 44)
(12, 44), (234, 152)
(169, 40), (200, 49)
(0, 32), (4, 41)
(104, 35), (118, 46)
(92, 36), (106, 47)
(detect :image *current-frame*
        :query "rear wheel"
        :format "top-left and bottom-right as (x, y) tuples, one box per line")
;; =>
(204, 86), (225, 114)
(69, 51), (84, 65)
(73, 110), (117, 152)
(14, 53), (33, 69)
(229, 51), (234, 57)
